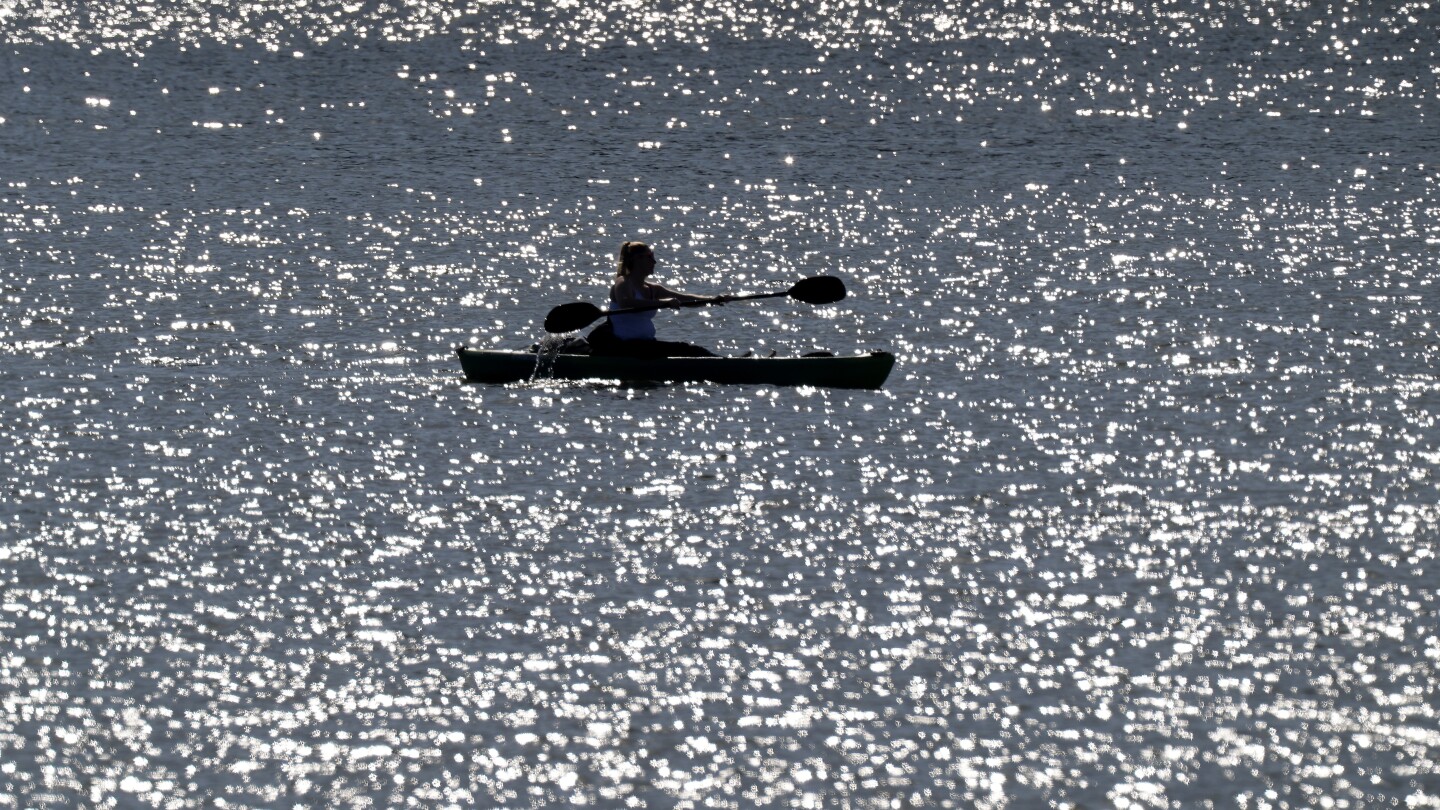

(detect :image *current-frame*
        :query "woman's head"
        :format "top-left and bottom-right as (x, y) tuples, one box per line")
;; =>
(617, 241), (656, 279)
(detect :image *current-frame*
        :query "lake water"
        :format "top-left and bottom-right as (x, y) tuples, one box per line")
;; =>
(3, 1), (1439, 807)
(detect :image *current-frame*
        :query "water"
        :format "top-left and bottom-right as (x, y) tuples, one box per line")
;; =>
(3, 2), (1439, 807)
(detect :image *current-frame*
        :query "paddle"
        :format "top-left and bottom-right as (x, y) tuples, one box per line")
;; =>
(543, 275), (847, 334)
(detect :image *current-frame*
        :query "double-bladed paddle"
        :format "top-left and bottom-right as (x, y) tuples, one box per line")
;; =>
(543, 275), (847, 334)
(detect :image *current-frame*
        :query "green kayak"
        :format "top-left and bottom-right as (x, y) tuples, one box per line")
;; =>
(456, 347), (895, 389)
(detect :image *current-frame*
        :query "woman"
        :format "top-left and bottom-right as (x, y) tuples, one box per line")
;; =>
(587, 241), (725, 357)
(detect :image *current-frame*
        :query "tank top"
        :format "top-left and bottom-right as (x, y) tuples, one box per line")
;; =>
(609, 285), (658, 341)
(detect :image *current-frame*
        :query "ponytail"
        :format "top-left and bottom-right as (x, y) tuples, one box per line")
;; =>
(617, 241), (650, 280)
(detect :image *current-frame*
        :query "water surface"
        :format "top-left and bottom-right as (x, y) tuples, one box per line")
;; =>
(3, 1), (1439, 806)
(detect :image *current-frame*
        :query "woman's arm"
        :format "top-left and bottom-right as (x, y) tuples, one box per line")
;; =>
(612, 281), (727, 309)
(648, 283), (723, 304)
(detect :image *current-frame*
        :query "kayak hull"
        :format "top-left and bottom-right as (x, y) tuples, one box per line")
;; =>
(456, 347), (895, 389)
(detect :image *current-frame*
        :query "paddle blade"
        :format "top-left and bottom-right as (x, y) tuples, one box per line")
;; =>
(789, 275), (847, 305)
(544, 302), (604, 333)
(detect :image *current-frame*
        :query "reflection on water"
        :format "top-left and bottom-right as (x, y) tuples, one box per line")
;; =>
(4, 0), (1440, 806)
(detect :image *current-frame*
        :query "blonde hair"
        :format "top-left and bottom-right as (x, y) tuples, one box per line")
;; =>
(617, 241), (651, 280)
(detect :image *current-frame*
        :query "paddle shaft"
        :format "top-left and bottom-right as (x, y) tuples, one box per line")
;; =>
(544, 276), (845, 333)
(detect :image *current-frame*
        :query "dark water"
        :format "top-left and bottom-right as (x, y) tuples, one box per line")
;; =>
(3, 2), (1439, 806)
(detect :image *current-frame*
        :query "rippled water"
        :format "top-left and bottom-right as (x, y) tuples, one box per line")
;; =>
(4, 1), (1439, 807)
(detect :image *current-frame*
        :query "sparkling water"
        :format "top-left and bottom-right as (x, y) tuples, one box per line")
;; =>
(3, 2), (1438, 806)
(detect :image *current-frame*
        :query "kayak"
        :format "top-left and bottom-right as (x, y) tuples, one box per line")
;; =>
(456, 347), (895, 389)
